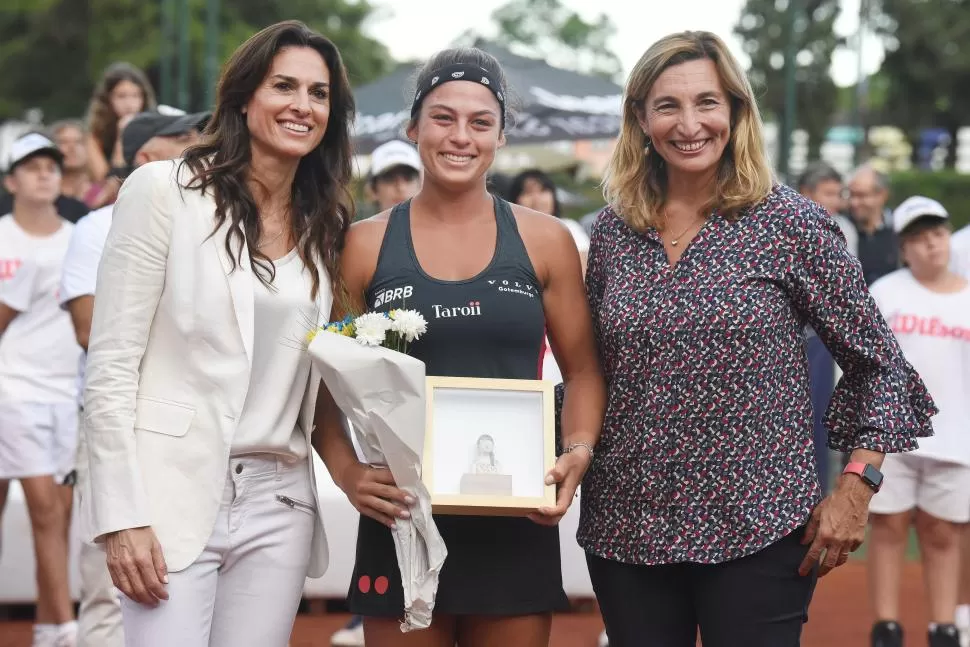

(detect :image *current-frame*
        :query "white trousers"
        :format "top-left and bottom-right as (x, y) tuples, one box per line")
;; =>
(120, 455), (316, 647)
(79, 540), (124, 647)
(75, 414), (125, 647)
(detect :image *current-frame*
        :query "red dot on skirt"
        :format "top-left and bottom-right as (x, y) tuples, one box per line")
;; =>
(358, 575), (371, 594)
(375, 576), (389, 595)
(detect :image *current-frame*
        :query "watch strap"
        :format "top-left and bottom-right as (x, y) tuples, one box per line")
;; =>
(843, 461), (883, 492)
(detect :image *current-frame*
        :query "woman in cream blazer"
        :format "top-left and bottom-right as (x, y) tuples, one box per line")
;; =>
(81, 21), (356, 646)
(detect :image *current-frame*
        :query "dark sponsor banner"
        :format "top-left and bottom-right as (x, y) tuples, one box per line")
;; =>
(351, 42), (624, 154)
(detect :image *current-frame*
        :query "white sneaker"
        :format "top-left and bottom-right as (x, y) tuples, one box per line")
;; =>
(331, 617), (365, 647)
(598, 629), (609, 647)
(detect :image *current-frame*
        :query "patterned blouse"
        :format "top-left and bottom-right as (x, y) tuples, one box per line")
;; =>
(578, 184), (936, 566)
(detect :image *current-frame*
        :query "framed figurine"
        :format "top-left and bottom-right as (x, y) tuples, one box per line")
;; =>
(421, 376), (557, 516)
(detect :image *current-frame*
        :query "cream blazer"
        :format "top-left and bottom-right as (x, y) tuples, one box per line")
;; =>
(82, 159), (332, 576)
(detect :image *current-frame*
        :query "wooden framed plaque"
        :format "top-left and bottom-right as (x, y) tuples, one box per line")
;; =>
(421, 376), (557, 516)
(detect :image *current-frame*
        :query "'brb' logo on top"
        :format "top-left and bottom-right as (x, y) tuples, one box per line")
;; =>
(432, 301), (482, 319)
(373, 285), (413, 308)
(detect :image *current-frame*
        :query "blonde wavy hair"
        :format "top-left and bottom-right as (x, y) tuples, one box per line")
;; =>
(603, 31), (774, 231)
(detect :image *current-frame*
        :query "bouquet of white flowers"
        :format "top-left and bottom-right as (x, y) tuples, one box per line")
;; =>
(307, 309), (428, 352)
(306, 309), (446, 632)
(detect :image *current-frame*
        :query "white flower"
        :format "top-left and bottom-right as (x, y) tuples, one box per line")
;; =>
(354, 312), (391, 347)
(389, 309), (428, 342)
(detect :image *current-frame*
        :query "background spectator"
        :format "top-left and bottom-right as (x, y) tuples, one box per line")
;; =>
(48, 120), (95, 208)
(0, 133), (82, 647)
(507, 168), (589, 273)
(83, 62), (156, 205)
(866, 197), (970, 647)
(848, 165), (899, 285)
(0, 127), (90, 224)
(798, 161), (858, 256)
(365, 139), (422, 211)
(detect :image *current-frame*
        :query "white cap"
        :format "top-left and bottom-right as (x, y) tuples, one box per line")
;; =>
(156, 104), (187, 116)
(5, 132), (63, 173)
(369, 140), (421, 178)
(892, 195), (949, 234)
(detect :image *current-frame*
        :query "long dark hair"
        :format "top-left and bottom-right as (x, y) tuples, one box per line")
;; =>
(180, 20), (355, 300)
(507, 169), (561, 218)
(86, 62), (156, 158)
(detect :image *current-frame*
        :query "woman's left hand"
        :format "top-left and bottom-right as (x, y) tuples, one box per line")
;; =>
(529, 448), (591, 526)
(798, 476), (873, 577)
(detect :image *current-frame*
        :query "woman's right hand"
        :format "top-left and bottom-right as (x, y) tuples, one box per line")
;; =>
(339, 463), (414, 529)
(105, 526), (169, 606)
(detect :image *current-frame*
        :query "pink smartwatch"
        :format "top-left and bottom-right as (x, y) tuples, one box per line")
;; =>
(843, 462), (884, 493)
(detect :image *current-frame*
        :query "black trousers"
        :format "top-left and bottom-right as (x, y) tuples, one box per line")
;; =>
(587, 527), (818, 647)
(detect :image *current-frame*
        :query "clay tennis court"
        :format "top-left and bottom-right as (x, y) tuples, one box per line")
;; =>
(0, 561), (926, 647)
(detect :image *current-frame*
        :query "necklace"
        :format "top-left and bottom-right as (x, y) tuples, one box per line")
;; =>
(255, 212), (289, 250)
(256, 205), (290, 249)
(666, 214), (702, 246)
(256, 227), (284, 249)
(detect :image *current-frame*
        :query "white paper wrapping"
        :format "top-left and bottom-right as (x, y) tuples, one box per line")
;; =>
(308, 331), (447, 631)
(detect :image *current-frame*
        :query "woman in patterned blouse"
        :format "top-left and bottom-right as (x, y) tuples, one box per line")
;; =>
(580, 31), (935, 647)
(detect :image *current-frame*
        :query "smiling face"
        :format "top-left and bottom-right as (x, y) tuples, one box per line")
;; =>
(406, 81), (505, 189)
(245, 46), (331, 163)
(638, 58), (732, 182)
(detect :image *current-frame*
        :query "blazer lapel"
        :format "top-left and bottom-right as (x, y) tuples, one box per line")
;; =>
(212, 211), (255, 369)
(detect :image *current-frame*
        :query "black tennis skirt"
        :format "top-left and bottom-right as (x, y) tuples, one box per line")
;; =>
(348, 513), (570, 617)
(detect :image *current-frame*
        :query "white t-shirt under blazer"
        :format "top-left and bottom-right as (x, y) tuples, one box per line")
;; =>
(231, 247), (318, 460)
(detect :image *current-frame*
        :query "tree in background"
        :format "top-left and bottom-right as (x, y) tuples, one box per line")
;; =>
(869, 0), (970, 147)
(0, 0), (392, 121)
(456, 0), (622, 82)
(226, 0), (391, 87)
(734, 0), (843, 155)
(0, 0), (92, 121)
